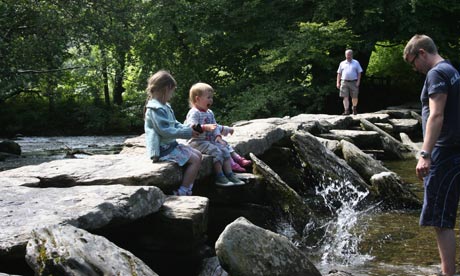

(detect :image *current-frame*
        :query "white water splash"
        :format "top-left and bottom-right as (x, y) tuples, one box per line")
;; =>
(315, 177), (375, 266)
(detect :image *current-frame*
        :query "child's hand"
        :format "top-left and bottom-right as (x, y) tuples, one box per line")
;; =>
(203, 124), (217, 132)
(191, 129), (201, 138)
(215, 136), (227, 145)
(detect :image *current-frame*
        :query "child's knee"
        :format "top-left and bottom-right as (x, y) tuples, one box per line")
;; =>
(213, 156), (224, 165)
(194, 150), (202, 159)
(192, 153), (202, 163)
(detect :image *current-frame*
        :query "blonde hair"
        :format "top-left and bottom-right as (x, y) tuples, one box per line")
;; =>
(145, 70), (177, 104)
(189, 82), (214, 107)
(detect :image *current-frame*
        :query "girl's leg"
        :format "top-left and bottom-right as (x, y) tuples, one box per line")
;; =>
(182, 149), (202, 187)
(214, 160), (235, 186)
(222, 158), (232, 175)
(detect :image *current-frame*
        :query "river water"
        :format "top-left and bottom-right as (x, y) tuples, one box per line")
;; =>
(0, 136), (447, 275)
(311, 159), (443, 276)
(0, 135), (132, 171)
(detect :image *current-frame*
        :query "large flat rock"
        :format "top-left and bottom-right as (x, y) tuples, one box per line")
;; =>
(0, 183), (165, 258)
(0, 154), (181, 189)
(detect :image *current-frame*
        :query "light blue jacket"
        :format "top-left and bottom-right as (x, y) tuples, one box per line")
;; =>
(144, 99), (192, 161)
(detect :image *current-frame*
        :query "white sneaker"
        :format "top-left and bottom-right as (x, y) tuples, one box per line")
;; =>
(226, 174), (245, 186)
(215, 175), (234, 187)
(173, 188), (188, 196)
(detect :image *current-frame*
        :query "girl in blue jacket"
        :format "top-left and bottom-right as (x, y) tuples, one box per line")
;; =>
(144, 70), (202, 196)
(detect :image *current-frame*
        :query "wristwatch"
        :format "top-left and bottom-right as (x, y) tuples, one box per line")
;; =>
(420, 150), (431, 159)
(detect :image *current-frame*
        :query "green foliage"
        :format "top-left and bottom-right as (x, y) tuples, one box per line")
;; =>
(366, 41), (424, 98)
(2, 0), (460, 135)
(218, 82), (299, 124)
(367, 42), (411, 78)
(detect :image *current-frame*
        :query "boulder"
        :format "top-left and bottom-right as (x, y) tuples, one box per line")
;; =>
(389, 118), (420, 137)
(370, 172), (422, 209)
(324, 129), (382, 149)
(0, 154), (184, 192)
(206, 120), (287, 157)
(291, 113), (353, 130)
(215, 217), (322, 276)
(399, 132), (421, 159)
(291, 131), (376, 202)
(340, 139), (389, 183)
(26, 224), (158, 275)
(360, 118), (412, 159)
(375, 109), (414, 119)
(374, 122), (394, 134)
(0, 140), (21, 155)
(198, 257), (228, 276)
(316, 136), (342, 156)
(250, 153), (316, 233)
(349, 112), (390, 123)
(97, 195), (211, 276)
(0, 183), (165, 258)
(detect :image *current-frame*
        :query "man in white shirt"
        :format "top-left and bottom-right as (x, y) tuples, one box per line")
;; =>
(336, 49), (363, 115)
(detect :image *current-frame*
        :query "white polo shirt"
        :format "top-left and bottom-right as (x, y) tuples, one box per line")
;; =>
(337, 59), (363, 80)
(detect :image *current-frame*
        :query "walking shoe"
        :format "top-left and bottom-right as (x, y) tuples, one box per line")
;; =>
(173, 185), (192, 196)
(352, 106), (358, 115)
(235, 157), (252, 167)
(342, 109), (350, 115)
(215, 175), (234, 187)
(226, 174), (245, 186)
(231, 159), (246, 172)
(173, 189), (188, 196)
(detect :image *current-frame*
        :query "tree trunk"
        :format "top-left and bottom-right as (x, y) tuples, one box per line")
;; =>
(112, 49), (126, 106)
(113, 72), (124, 105)
(100, 49), (111, 107)
(102, 67), (110, 107)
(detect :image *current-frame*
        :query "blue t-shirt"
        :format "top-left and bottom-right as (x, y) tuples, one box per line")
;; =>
(421, 60), (460, 147)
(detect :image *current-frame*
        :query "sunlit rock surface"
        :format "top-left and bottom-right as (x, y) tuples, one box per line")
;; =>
(215, 217), (322, 276)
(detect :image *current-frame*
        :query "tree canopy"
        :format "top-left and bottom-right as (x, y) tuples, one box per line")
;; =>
(1, 0), (459, 136)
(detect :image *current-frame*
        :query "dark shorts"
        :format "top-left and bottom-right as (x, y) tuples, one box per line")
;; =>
(420, 147), (460, 228)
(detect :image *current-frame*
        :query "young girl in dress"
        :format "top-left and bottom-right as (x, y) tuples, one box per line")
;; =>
(144, 70), (202, 196)
(185, 82), (245, 186)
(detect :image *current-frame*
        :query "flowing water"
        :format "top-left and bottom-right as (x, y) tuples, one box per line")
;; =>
(0, 137), (449, 275)
(309, 159), (445, 276)
(0, 135), (132, 171)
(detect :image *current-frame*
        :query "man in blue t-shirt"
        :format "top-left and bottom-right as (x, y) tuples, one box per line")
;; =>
(404, 34), (460, 276)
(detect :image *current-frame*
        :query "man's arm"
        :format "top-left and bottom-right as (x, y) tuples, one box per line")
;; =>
(336, 73), (341, 89)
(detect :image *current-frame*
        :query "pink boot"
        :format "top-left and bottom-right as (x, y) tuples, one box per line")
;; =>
(231, 158), (246, 172)
(234, 155), (252, 167)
